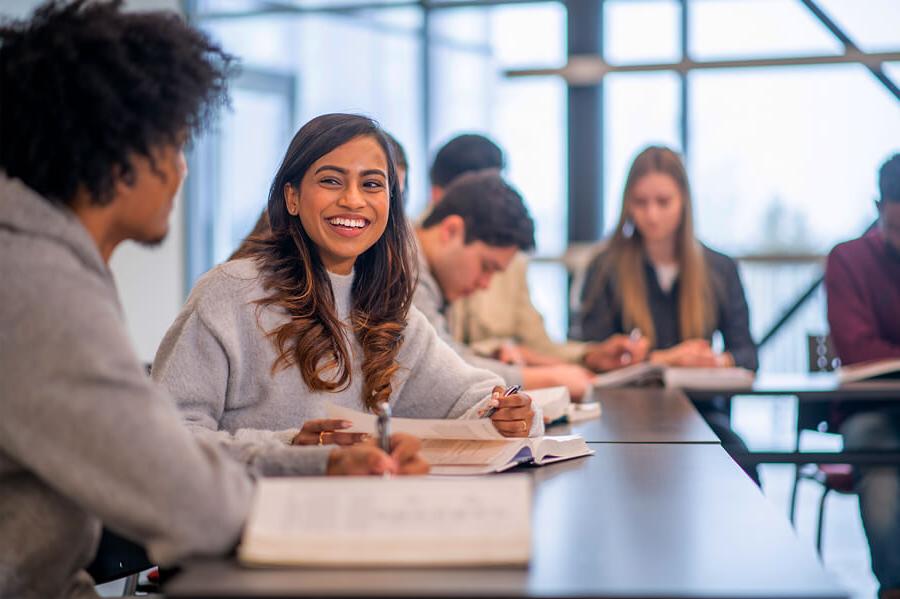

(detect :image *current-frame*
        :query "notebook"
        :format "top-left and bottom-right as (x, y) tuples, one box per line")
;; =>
(838, 358), (900, 383)
(586, 364), (755, 395)
(325, 403), (594, 475)
(238, 476), (532, 567)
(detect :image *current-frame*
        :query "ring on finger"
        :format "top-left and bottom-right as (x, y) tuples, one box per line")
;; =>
(318, 431), (326, 446)
(520, 420), (527, 432)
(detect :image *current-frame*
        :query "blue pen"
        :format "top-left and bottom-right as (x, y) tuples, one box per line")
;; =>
(481, 384), (520, 419)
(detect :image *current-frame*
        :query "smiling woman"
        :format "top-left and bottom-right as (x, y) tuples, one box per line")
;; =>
(286, 135), (390, 275)
(151, 113), (541, 474)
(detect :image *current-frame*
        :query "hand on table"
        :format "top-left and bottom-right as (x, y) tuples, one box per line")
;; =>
(583, 334), (651, 372)
(650, 339), (730, 368)
(292, 418), (369, 446)
(326, 433), (429, 475)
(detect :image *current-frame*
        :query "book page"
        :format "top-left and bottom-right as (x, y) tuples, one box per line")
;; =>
(663, 367), (755, 390)
(590, 362), (664, 389)
(239, 476), (531, 566)
(326, 403), (505, 440)
(420, 439), (525, 466)
(838, 358), (900, 383)
(533, 435), (594, 464)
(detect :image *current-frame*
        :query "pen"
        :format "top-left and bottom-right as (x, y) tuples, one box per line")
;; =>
(481, 384), (520, 419)
(375, 401), (392, 454)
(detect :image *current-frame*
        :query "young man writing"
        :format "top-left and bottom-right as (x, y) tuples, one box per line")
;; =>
(415, 170), (601, 398)
(428, 134), (649, 373)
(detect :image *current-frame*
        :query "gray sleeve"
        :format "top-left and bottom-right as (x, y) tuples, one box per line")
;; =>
(0, 270), (253, 566)
(412, 276), (524, 386)
(152, 286), (331, 477)
(396, 308), (544, 437)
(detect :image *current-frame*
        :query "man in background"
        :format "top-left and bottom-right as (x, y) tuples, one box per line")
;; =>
(428, 133), (648, 375)
(415, 170), (605, 398)
(825, 153), (900, 599)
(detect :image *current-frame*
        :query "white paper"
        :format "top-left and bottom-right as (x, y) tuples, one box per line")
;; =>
(325, 402), (505, 440)
(239, 476), (532, 566)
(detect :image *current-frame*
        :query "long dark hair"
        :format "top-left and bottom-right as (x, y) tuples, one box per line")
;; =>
(247, 113), (415, 411)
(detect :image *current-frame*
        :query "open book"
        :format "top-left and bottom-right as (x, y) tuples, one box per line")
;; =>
(838, 358), (900, 383)
(238, 476), (531, 567)
(326, 403), (593, 475)
(587, 363), (756, 393)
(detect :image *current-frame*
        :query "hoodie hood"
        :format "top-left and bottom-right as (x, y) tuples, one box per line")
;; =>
(0, 172), (109, 281)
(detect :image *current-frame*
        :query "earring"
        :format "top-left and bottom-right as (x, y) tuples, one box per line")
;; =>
(622, 218), (635, 238)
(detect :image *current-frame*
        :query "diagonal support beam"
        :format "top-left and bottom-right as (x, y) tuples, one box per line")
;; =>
(799, 0), (900, 102)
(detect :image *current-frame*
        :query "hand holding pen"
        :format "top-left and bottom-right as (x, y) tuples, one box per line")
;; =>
(325, 402), (429, 476)
(583, 328), (651, 372)
(479, 384), (534, 438)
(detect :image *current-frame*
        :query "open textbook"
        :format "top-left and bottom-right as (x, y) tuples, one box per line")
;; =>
(326, 402), (593, 475)
(587, 363), (756, 391)
(238, 476), (532, 567)
(838, 358), (900, 383)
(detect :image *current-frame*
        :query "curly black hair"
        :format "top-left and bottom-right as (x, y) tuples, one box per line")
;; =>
(421, 169), (535, 252)
(0, 0), (235, 205)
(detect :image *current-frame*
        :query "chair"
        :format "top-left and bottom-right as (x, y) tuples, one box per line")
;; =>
(86, 363), (159, 595)
(788, 334), (854, 554)
(86, 530), (153, 594)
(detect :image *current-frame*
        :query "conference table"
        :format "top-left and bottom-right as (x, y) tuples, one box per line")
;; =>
(166, 387), (848, 599)
(682, 371), (900, 403)
(551, 388), (719, 444)
(681, 372), (900, 465)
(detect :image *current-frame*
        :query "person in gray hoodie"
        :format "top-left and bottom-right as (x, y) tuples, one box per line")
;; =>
(0, 3), (424, 598)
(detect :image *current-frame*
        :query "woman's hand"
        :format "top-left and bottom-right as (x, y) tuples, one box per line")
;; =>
(650, 339), (719, 367)
(481, 386), (535, 437)
(292, 418), (369, 446)
(583, 334), (651, 372)
(325, 433), (430, 476)
(496, 342), (526, 365)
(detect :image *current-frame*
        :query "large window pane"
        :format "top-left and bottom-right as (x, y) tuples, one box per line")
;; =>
(688, 65), (899, 255)
(689, 0), (843, 60)
(191, 9), (423, 281)
(604, 0), (680, 65)
(214, 86), (293, 263)
(816, 0), (900, 52)
(603, 72), (681, 235)
(429, 3), (566, 257)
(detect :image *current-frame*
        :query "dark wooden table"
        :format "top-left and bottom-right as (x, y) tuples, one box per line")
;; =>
(166, 444), (846, 599)
(682, 372), (900, 402)
(550, 388), (719, 444)
(681, 372), (900, 465)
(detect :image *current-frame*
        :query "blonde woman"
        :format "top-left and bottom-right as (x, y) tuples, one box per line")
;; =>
(577, 145), (759, 482)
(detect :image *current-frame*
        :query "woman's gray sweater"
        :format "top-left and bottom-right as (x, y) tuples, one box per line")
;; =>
(152, 259), (536, 473)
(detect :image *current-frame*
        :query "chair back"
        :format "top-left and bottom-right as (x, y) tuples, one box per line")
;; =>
(806, 334), (841, 373)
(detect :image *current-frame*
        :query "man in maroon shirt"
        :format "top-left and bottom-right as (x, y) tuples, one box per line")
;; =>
(825, 153), (900, 599)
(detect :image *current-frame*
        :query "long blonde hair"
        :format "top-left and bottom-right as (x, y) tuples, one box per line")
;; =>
(596, 146), (712, 348)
